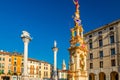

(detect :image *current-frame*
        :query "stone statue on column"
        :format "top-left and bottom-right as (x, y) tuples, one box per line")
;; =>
(21, 31), (32, 80)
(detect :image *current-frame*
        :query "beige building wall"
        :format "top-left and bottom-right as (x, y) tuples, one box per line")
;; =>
(84, 19), (120, 80)
(39, 61), (51, 79)
(58, 60), (68, 79)
(28, 58), (51, 79)
(0, 51), (11, 74)
(4, 53), (11, 75)
(28, 58), (39, 78)
(58, 70), (68, 79)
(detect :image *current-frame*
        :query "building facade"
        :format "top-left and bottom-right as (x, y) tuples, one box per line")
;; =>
(39, 61), (51, 79)
(27, 58), (51, 79)
(11, 52), (24, 80)
(28, 58), (39, 78)
(84, 19), (120, 80)
(0, 50), (11, 80)
(11, 52), (23, 76)
(0, 51), (52, 80)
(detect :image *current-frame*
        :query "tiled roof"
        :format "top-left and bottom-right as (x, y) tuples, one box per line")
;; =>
(0, 51), (11, 55)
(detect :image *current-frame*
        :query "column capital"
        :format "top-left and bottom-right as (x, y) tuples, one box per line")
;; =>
(21, 31), (32, 42)
(52, 47), (58, 52)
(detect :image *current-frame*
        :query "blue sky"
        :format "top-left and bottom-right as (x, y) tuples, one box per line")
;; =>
(0, 0), (120, 69)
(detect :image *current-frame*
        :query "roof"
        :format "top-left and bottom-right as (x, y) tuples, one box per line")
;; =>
(84, 19), (120, 37)
(28, 58), (51, 65)
(11, 52), (23, 56)
(0, 51), (10, 55)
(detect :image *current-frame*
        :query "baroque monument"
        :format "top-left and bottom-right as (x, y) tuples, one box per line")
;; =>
(68, 0), (88, 80)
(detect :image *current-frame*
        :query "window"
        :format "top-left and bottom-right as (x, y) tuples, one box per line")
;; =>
(44, 67), (46, 70)
(111, 48), (115, 55)
(62, 73), (64, 77)
(14, 62), (16, 65)
(110, 35), (114, 44)
(99, 39), (103, 47)
(99, 51), (103, 58)
(2, 63), (4, 68)
(0, 63), (1, 68)
(100, 61), (103, 68)
(39, 63), (41, 65)
(8, 70), (11, 74)
(14, 57), (16, 60)
(44, 72), (46, 76)
(89, 35), (92, 38)
(46, 72), (48, 77)
(90, 63), (93, 69)
(46, 67), (48, 70)
(14, 67), (16, 73)
(21, 68), (24, 73)
(39, 71), (41, 77)
(9, 58), (11, 62)
(39, 66), (41, 69)
(3, 58), (5, 61)
(21, 63), (23, 66)
(89, 42), (93, 49)
(90, 53), (93, 59)
(2, 70), (4, 74)
(111, 59), (116, 66)
(39, 71), (41, 74)
(89, 39), (93, 49)
(98, 31), (102, 35)
(109, 27), (114, 30)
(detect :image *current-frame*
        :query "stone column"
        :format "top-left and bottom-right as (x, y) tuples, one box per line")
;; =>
(21, 31), (32, 80)
(52, 40), (58, 80)
(106, 74), (110, 80)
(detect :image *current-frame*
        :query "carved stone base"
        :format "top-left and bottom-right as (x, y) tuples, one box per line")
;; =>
(52, 71), (58, 80)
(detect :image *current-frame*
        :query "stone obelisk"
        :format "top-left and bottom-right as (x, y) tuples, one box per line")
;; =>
(52, 40), (58, 80)
(21, 31), (32, 80)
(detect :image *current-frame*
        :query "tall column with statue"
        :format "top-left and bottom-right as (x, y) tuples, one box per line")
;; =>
(21, 31), (32, 80)
(52, 40), (58, 80)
